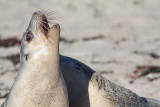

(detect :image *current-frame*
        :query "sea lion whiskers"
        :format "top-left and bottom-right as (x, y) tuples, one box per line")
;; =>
(36, 19), (50, 31)
(39, 10), (59, 31)
(44, 11), (55, 17)
(35, 21), (55, 45)
(36, 19), (60, 44)
(40, 10), (55, 16)
(40, 10), (57, 21)
(37, 31), (49, 61)
(36, 10), (64, 37)
(30, 20), (47, 47)
(36, 21), (46, 39)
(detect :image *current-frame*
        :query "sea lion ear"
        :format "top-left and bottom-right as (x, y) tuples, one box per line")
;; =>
(47, 24), (60, 38)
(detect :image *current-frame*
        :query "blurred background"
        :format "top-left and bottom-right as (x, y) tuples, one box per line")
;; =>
(0, 0), (160, 104)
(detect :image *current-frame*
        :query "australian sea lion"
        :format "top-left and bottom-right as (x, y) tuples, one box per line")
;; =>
(1, 11), (69, 107)
(60, 55), (160, 107)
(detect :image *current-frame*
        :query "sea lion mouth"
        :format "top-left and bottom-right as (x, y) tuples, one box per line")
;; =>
(41, 15), (50, 35)
(28, 11), (58, 39)
(30, 11), (55, 36)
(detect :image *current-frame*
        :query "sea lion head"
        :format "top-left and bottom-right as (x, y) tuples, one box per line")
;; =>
(20, 11), (60, 64)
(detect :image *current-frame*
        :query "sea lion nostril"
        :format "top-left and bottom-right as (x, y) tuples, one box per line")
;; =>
(24, 54), (29, 61)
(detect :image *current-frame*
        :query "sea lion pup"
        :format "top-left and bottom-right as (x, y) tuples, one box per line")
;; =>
(1, 11), (69, 107)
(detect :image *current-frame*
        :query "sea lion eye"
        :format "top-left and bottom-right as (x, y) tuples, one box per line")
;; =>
(25, 32), (32, 42)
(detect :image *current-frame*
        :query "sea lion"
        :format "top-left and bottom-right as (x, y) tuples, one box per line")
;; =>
(1, 11), (69, 107)
(60, 55), (160, 107)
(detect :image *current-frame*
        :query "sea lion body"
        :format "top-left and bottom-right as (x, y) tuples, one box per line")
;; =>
(1, 11), (69, 107)
(60, 55), (160, 107)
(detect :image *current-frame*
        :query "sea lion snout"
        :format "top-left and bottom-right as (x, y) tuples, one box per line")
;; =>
(27, 11), (50, 36)
(29, 11), (60, 40)
(33, 11), (44, 17)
